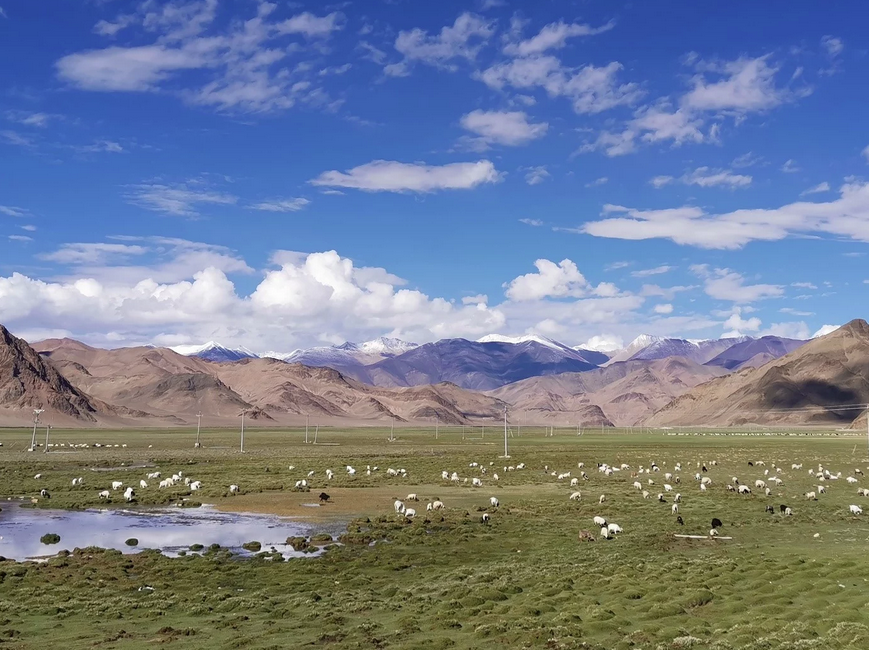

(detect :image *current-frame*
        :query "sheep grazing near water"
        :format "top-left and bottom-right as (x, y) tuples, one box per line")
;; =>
(111, 481), (123, 491)
(99, 490), (110, 499)
(319, 492), (330, 503)
(39, 489), (50, 498)
(406, 493), (419, 502)
(124, 487), (135, 502)
(490, 497), (499, 508)
(229, 484), (239, 494)
(404, 508), (416, 519)
(849, 505), (863, 515)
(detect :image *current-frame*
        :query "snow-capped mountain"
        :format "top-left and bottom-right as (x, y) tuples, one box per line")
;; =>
(478, 334), (610, 366)
(357, 337), (419, 356)
(170, 341), (258, 363)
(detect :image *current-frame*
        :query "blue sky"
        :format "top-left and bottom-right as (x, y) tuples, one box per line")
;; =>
(0, 0), (867, 353)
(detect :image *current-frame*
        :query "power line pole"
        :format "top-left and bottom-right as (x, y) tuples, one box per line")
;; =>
(435, 414), (439, 440)
(503, 406), (509, 458)
(43, 425), (51, 453)
(239, 409), (247, 453)
(195, 412), (202, 448)
(29, 409), (44, 451)
(305, 414), (309, 444)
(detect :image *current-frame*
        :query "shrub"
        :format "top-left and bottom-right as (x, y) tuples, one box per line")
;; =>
(40, 533), (61, 545)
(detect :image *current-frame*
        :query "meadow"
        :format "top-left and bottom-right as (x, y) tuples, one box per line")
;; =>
(1, 424), (869, 649)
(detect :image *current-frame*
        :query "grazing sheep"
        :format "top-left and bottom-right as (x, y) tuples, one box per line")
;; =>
(406, 493), (419, 501)
(711, 518), (723, 529)
(431, 500), (445, 510)
(599, 494), (606, 504)
(674, 493), (682, 503)
(490, 497), (499, 508)
(765, 505), (774, 514)
(481, 513), (490, 523)
(755, 480), (766, 489)
(34, 474), (42, 480)
(785, 507), (793, 516)
(738, 485), (751, 495)
(493, 473), (500, 481)
(672, 503), (679, 514)
(190, 481), (202, 491)
(664, 484), (673, 492)
(657, 493), (665, 502)
(849, 505), (863, 515)
(39, 489), (50, 498)
(859, 488), (869, 497)
(111, 481), (123, 490)
(569, 491), (582, 501)
(124, 487), (135, 502)
(71, 477), (83, 486)
(633, 481), (642, 491)
(229, 484), (239, 494)
(394, 500), (405, 513)
(593, 515), (607, 527)
(319, 492), (330, 503)
(805, 491), (817, 500)
(147, 472), (161, 479)
(642, 490), (650, 499)
(404, 508), (416, 519)
(709, 528), (719, 537)
(676, 516), (684, 526)
(426, 502), (433, 511)
(600, 526), (610, 539)
(472, 478), (483, 487)
(607, 523), (622, 535)
(570, 477), (579, 487)
(99, 490), (110, 499)
(846, 476), (858, 484)
(139, 480), (148, 489)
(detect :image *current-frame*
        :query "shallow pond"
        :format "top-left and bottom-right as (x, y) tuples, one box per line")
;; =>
(0, 503), (343, 561)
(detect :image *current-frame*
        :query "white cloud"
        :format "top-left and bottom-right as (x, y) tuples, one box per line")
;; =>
(1, 130), (35, 147)
(503, 20), (615, 57)
(698, 268), (783, 303)
(586, 177), (608, 187)
(126, 180), (238, 217)
(632, 265), (673, 278)
(580, 181), (869, 249)
(251, 198), (311, 212)
(780, 307), (814, 317)
(41, 243), (149, 266)
(760, 321), (810, 340)
(462, 294), (488, 305)
(57, 4), (343, 113)
(731, 152), (762, 168)
(8, 235), (32, 242)
(680, 167), (752, 188)
(310, 159), (502, 193)
(682, 55), (792, 113)
(723, 311), (762, 333)
(654, 303), (673, 314)
(4, 111), (58, 128)
(781, 159), (800, 173)
(524, 166), (550, 185)
(479, 57), (643, 115)
(801, 182), (830, 195)
(519, 218), (543, 226)
(78, 140), (125, 154)
(812, 324), (839, 338)
(650, 175), (674, 188)
(862, 145), (869, 163)
(821, 36), (844, 57)
(791, 282), (817, 289)
(581, 334), (623, 352)
(459, 110), (548, 149)
(583, 105), (707, 156)
(0, 205), (28, 218)
(505, 259), (589, 301)
(387, 12), (494, 76)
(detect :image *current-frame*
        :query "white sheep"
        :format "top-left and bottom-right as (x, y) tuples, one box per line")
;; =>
(111, 481), (123, 490)
(229, 484), (239, 494)
(147, 472), (161, 479)
(849, 504), (863, 515)
(607, 523), (622, 534)
(642, 490), (650, 499)
(404, 508), (416, 519)
(709, 528), (719, 537)
(493, 473), (500, 481)
(394, 500), (405, 513)
(600, 526), (610, 539)
(99, 490), (110, 499)
(123, 487), (135, 502)
(406, 493), (419, 501)
(140, 480), (148, 489)
(34, 474), (42, 479)
(738, 485), (751, 495)
(481, 513), (490, 523)
(672, 503), (679, 514)
(817, 485), (826, 494)
(633, 481), (642, 491)
(593, 515), (607, 527)
(490, 497), (499, 507)
(785, 507), (793, 516)
(755, 480), (766, 489)
(846, 476), (858, 484)
(431, 500), (445, 510)
(674, 493), (682, 503)
(700, 483), (707, 492)
(664, 484), (673, 492)
(159, 478), (173, 488)
(806, 491), (817, 500)
(569, 491), (582, 501)
(472, 478), (483, 487)
(570, 477), (579, 487)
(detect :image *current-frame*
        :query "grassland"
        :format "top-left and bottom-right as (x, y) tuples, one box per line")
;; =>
(2, 425), (869, 649)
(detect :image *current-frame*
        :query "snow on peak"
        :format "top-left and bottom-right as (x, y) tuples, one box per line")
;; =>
(170, 341), (257, 359)
(477, 333), (567, 351)
(626, 334), (663, 350)
(358, 337), (418, 355)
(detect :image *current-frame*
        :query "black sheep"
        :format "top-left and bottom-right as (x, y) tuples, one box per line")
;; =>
(319, 492), (330, 503)
(676, 516), (684, 526)
(765, 505), (774, 514)
(711, 517), (723, 529)
(702, 465), (708, 472)
(779, 504), (788, 513)
(748, 461), (754, 466)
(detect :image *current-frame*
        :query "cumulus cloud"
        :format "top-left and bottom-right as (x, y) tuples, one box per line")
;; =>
(310, 159), (502, 193)
(458, 110), (548, 149)
(692, 266), (783, 303)
(504, 258), (622, 302)
(681, 55), (795, 113)
(812, 324), (839, 338)
(580, 181), (869, 249)
(581, 334), (624, 352)
(654, 303), (674, 314)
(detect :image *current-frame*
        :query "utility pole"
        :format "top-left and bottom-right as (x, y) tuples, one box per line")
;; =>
(305, 414), (309, 444)
(435, 414), (439, 440)
(314, 424), (319, 444)
(29, 409), (44, 451)
(239, 409), (247, 453)
(389, 417), (395, 442)
(43, 425), (51, 453)
(195, 412), (202, 448)
(503, 406), (509, 458)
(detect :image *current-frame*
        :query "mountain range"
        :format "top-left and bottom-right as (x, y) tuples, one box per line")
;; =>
(4, 321), (864, 429)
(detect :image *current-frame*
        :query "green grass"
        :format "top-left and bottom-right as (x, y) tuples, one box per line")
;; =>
(1, 425), (869, 649)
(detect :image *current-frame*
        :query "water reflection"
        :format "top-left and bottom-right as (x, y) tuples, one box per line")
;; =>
(0, 504), (342, 561)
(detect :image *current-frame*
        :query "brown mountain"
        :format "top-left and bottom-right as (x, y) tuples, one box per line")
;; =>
(0, 326), (102, 423)
(491, 356), (726, 426)
(648, 319), (869, 427)
(213, 359), (507, 424)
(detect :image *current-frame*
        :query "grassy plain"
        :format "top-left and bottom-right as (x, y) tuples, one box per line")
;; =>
(2, 425), (869, 649)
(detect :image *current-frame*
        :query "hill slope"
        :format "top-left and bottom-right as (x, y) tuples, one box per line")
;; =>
(649, 319), (869, 426)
